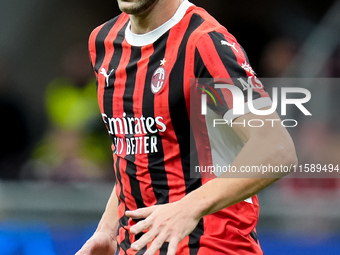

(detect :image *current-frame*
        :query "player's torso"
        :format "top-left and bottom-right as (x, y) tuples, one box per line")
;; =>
(91, 11), (209, 211)
(97, 22), (192, 165)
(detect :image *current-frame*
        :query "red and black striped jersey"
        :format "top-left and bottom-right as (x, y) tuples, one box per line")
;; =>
(89, 1), (270, 254)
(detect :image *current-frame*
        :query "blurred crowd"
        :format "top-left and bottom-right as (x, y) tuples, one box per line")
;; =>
(0, 0), (340, 191)
(21, 45), (114, 182)
(0, 44), (113, 182)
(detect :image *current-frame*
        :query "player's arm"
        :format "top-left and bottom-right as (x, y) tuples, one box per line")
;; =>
(125, 110), (297, 255)
(75, 186), (119, 255)
(182, 110), (297, 216)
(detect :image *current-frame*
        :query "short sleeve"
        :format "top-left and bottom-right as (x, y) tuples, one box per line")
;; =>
(88, 24), (105, 76)
(194, 31), (272, 122)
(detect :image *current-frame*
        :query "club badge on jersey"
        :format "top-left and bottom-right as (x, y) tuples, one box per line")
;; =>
(151, 58), (167, 94)
(151, 66), (166, 94)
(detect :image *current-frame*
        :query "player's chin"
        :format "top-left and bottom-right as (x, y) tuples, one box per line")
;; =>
(117, 0), (136, 13)
(117, 1), (142, 14)
(118, 0), (158, 15)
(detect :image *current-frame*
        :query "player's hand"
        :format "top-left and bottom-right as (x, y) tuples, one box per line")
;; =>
(75, 230), (117, 255)
(125, 200), (201, 255)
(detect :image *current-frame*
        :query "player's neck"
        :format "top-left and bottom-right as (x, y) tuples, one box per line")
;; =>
(129, 0), (184, 34)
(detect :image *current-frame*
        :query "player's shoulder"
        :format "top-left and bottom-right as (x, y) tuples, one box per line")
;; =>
(188, 5), (223, 28)
(185, 5), (236, 47)
(89, 13), (129, 45)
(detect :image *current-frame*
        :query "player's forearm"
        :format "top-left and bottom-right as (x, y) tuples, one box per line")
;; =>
(95, 186), (119, 239)
(181, 134), (297, 219)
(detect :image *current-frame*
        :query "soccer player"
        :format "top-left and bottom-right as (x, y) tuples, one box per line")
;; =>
(76, 0), (297, 254)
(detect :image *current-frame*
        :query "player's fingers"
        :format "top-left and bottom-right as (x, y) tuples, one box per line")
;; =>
(131, 228), (159, 251)
(126, 206), (156, 219)
(166, 237), (179, 255)
(129, 218), (151, 235)
(143, 233), (168, 255)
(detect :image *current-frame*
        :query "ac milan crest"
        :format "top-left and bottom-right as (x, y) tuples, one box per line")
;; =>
(151, 66), (166, 94)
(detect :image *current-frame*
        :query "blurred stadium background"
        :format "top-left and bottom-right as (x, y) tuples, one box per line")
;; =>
(1, 0), (340, 254)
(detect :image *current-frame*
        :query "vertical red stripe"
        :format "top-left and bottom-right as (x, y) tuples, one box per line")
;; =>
(118, 225), (126, 255)
(196, 33), (235, 109)
(193, 31), (233, 179)
(217, 27), (269, 97)
(112, 39), (140, 212)
(184, 21), (216, 180)
(154, 13), (203, 255)
(118, 157), (136, 211)
(88, 23), (105, 75)
(114, 155), (122, 202)
(133, 45), (158, 207)
(153, 13), (193, 205)
(97, 14), (129, 115)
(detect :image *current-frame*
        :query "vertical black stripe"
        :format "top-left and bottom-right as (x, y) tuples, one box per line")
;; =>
(208, 31), (248, 79)
(194, 48), (212, 78)
(250, 229), (258, 244)
(99, 21), (131, 254)
(115, 157), (131, 253)
(115, 157), (126, 210)
(188, 218), (204, 255)
(208, 31), (262, 102)
(169, 14), (205, 255)
(143, 32), (171, 205)
(240, 45), (252, 66)
(169, 13), (204, 197)
(102, 22), (128, 141)
(102, 22), (127, 208)
(159, 242), (169, 254)
(123, 45), (150, 254)
(133, 31), (172, 255)
(124, 47), (146, 210)
(94, 15), (121, 73)
(194, 48), (230, 116)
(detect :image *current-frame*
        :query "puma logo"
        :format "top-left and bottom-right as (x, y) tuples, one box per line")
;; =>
(100, 68), (114, 87)
(221, 40), (239, 53)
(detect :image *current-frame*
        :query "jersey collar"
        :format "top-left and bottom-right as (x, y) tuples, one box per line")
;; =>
(125, 0), (194, 47)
